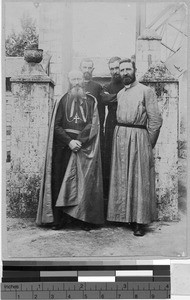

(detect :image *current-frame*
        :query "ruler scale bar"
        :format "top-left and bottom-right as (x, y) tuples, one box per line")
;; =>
(2, 264), (171, 299)
(1, 291), (170, 299)
(1, 282), (170, 299)
(2, 281), (171, 291)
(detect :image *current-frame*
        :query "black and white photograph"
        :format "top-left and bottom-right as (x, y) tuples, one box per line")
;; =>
(2, 0), (189, 258)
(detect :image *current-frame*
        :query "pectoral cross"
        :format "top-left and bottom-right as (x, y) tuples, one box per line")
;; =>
(73, 113), (80, 124)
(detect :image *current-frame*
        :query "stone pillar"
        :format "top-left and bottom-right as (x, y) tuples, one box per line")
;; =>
(10, 61), (54, 217)
(140, 63), (179, 221)
(136, 3), (146, 39)
(136, 29), (162, 79)
(39, 2), (73, 100)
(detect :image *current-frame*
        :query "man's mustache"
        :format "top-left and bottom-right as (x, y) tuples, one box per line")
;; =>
(70, 83), (84, 90)
(84, 71), (91, 75)
(83, 71), (92, 80)
(123, 74), (132, 78)
(71, 84), (83, 89)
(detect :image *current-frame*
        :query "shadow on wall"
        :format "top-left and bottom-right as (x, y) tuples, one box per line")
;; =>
(178, 155), (187, 215)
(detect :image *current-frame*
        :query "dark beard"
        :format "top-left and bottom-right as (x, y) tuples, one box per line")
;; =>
(69, 85), (85, 100)
(112, 74), (122, 84)
(83, 71), (92, 81)
(122, 73), (136, 85)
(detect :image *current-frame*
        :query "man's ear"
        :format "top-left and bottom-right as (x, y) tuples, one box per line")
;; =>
(92, 67), (95, 73)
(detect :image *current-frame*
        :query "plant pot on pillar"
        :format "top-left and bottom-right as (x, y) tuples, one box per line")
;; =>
(21, 45), (46, 77)
(24, 44), (43, 64)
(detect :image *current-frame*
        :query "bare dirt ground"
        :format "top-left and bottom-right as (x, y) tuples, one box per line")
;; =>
(5, 158), (188, 259)
(6, 213), (187, 258)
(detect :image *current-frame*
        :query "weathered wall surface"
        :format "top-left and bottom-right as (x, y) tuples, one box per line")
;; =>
(9, 62), (54, 217)
(136, 29), (180, 221)
(141, 64), (179, 221)
(39, 2), (73, 100)
(136, 29), (162, 80)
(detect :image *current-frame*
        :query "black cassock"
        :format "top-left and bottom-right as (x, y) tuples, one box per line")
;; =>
(83, 80), (105, 156)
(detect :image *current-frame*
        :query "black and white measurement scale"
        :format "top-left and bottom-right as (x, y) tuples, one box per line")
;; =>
(1, 262), (171, 299)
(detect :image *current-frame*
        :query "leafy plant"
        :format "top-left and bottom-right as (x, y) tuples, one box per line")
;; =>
(5, 13), (39, 57)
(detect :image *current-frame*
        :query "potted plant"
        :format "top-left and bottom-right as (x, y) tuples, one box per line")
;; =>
(24, 42), (43, 63)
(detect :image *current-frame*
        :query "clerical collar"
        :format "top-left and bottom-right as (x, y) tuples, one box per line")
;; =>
(125, 84), (131, 90)
(124, 80), (138, 90)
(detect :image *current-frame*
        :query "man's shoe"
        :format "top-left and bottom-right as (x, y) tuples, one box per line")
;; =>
(81, 225), (92, 231)
(52, 224), (64, 230)
(52, 225), (63, 230)
(80, 223), (101, 231)
(133, 224), (145, 236)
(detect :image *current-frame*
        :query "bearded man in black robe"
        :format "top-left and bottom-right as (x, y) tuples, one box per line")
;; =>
(80, 58), (105, 161)
(36, 70), (104, 230)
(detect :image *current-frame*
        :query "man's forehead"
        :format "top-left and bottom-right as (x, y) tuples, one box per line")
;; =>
(119, 62), (133, 69)
(109, 61), (120, 68)
(81, 61), (93, 68)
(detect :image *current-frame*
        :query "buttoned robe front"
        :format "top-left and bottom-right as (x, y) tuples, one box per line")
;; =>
(107, 81), (163, 224)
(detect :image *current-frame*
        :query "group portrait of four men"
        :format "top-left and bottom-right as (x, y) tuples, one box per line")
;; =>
(36, 56), (163, 237)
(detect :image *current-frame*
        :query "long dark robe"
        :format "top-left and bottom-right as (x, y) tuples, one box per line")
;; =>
(36, 92), (104, 225)
(83, 80), (105, 132)
(103, 80), (124, 197)
(83, 80), (105, 158)
(107, 82), (163, 224)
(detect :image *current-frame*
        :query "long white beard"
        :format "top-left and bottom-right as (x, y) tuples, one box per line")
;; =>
(70, 86), (85, 99)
